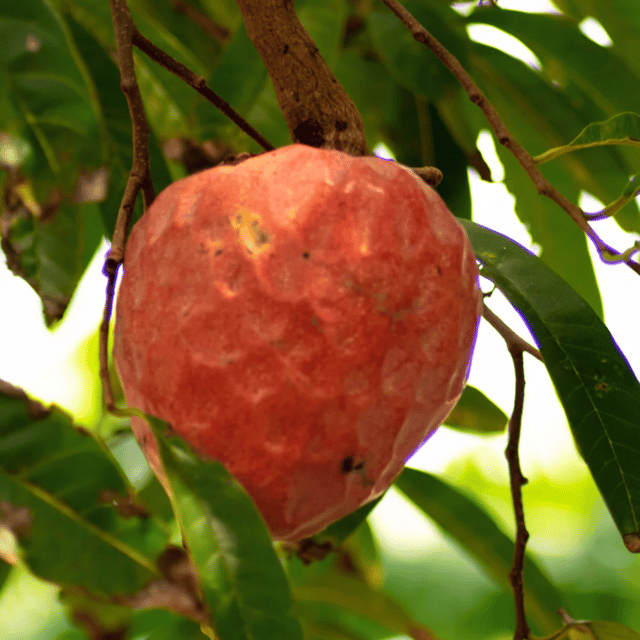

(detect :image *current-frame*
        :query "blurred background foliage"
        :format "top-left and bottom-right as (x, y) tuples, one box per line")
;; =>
(1, 0), (640, 639)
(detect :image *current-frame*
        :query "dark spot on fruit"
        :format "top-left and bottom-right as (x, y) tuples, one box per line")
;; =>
(215, 248), (224, 256)
(282, 43), (289, 54)
(436, 265), (442, 276)
(340, 456), (365, 474)
(340, 456), (354, 473)
(335, 120), (348, 132)
(302, 251), (310, 259)
(294, 118), (324, 147)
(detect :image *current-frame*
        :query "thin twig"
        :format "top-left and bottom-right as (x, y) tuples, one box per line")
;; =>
(482, 304), (543, 363)
(101, 0), (155, 410)
(131, 28), (274, 152)
(379, 0), (640, 276)
(481, 300), (536, 636)
(505, 348), (530, 640)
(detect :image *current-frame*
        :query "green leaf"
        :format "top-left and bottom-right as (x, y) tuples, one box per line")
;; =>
(444, 385), (508, 434)
(298, 0), (347, 69)
(312, 497), (383, 547)
(129, 0), (214, 80)
(381, 83), (424, 167)
(148, 417), (304, 640)
(0, 1), (108, 320)
(143, 616), (209, 640)
(60, 590), (132, 638)
(468, 10), (640, 117)
(429, 102), (472, 220)
(585, 621), (640, 640)
(295, 573), (428, 638)
(460, 220), (640, 543)
(367, 1), (468, 101)
(466, 9), (640, 235)
(534, 112), (640, 164)
(339, 519), (383, 588)
(137, 476), (175, 524)
(460, 43), (607, 316)
(196, 0), (240, 33)
(597, 172), (640, 224)
(553, 619), (640, 640)
(0, 561), (11, 592)
(300, 622), (367, 640)
(0, 385), (163, 595)
(196, 21), (269, 142)
(550, 0), (640, 81)
(394, 467), (566, 634)
(496, 142), (604, 319)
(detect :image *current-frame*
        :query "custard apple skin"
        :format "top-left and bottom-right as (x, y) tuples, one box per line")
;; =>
(113, 144), (482, 541)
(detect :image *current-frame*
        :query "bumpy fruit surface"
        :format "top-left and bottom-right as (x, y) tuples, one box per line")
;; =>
(114, 144), (482, 541)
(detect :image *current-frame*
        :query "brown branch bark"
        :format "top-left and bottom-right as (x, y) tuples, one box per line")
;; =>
(482, 304), (543, 363)
(235, 0), (368, 155)
(379, 0), (640, 276)
(131, 28), (274, 152)
(479, 302), (537, 636)
(101, 0), (155, 410)
(505, 349), (530, 640)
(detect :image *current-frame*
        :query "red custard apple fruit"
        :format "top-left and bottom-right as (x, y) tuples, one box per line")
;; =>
(113, 144), (482, 541)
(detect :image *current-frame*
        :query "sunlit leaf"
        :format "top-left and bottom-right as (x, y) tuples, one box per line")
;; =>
(550, 0), (640, 81)
(468, 10), (640, 117)
(534, 112), (640, 164)
(586, 620), (640, 640)
(394, 467), (566, 633)
(467, 8), (640, 236)
(461, 44), (606, 316)
(555, 619), (640, 640)
(444, 385), (508, 434)
(461, 220), (640, 544)
(148, 418), (304, 640)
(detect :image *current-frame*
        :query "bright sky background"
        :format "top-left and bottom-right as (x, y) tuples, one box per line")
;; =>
(0, 0), (637, 569)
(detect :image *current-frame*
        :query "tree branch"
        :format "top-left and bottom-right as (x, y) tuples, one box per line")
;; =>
(505, 348), (530, 640)
(235, 0), (368, 155)
(131, 28), (274, 152)
(379, 0), (640, 276)
(101, 0), (155, 410)
(482, 304), (543, 363)
(478, 301), (535, 636)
